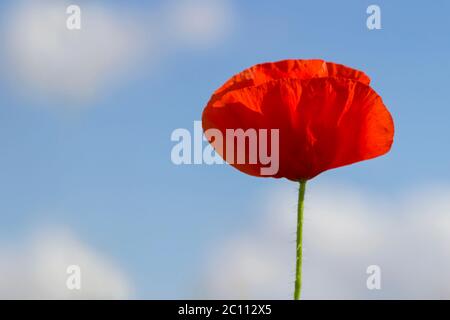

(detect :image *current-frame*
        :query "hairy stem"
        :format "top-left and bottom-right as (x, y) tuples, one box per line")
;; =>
(294, 180), (307, 300)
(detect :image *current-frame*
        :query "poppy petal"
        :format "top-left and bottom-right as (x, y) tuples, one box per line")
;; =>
(203, 77), (394, 181)
(213, 59), (371, 100)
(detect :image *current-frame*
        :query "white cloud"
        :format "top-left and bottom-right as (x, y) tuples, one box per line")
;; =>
(165, 0), (234, 48)
(3, 0), (146, 102)
(0, 227), (132, 299)
(201, 181), (450, 299)
(1, 0), (234, 103)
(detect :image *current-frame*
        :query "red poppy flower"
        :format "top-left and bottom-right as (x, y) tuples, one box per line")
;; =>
(201, 59), (394, 300)
(202, 59), (394, 181)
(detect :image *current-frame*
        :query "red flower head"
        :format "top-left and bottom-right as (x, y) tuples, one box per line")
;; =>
(202, 59), (394, 181)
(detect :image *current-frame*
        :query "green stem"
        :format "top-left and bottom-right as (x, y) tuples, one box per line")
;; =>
(294, 180), (307, 300)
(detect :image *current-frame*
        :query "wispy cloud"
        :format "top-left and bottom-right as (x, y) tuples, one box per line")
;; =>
(0, 227), (132, 299)
(165, 0), (234, 48)
(1, 0), (234, 103)
(2, 1), (144, 102)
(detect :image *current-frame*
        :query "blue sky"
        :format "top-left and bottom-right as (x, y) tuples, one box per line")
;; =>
(0, 0), (449, 299)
